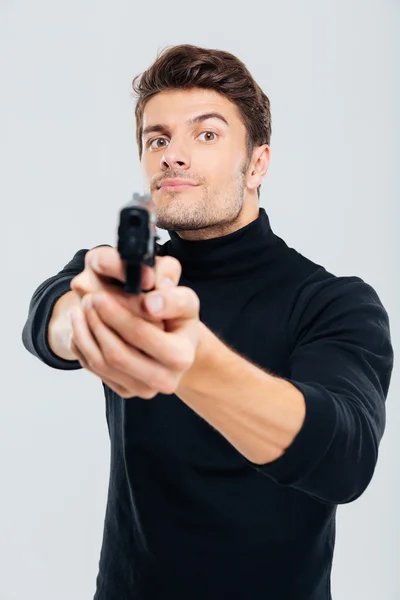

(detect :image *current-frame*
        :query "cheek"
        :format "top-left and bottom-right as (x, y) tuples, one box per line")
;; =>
(197, 149), (237, 184)
(232, 147), (249, 174)
(141, 153), (153, 170)
(141, 155), (158, 183)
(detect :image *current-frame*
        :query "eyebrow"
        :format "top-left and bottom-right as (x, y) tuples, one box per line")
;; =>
(142, 112), (229, 138)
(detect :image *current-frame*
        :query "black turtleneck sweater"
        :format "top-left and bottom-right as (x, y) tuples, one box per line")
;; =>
(21, 208), (394, 600)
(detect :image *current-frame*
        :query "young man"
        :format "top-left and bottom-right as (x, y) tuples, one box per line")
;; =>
(22, 44), (394, 599)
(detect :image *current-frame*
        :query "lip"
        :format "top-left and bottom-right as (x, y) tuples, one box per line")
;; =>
(158, 179), (198, 191)
(159, 184), (198, 193)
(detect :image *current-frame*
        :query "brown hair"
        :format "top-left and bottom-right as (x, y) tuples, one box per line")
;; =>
(132, 44), (272, 197)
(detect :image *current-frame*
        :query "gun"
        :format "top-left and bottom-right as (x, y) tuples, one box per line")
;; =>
(117, 193), (159, 294)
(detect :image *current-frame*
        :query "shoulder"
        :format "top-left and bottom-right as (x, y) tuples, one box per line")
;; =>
(285, 253), (392, 372)
(287, 253), (385, 325)
(275, 240), (384, 314)
(274, 241), (391, 347)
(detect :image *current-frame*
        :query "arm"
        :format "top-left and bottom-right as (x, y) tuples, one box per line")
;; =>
(48, 290), (81, 360)
(177, 275), (394, 505)
(21, 249), (88, 369)
(177, 322), (306, 464)
(22, 244), (114, 368)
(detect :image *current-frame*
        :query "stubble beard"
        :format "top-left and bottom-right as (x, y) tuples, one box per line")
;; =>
(155, 168), (247, 234)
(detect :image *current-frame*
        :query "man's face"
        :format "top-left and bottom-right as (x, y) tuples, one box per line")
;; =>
(140, 88), (258, 239)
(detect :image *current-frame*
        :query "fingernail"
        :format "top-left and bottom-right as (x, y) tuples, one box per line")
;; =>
(90, 256), (101, 271)
(82, 295), (92, 310)
(146, 293), (164, 313)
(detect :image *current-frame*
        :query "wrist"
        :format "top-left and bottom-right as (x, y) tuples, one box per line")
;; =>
(48, 291), (81, 361)
(177, 321), (221, 395)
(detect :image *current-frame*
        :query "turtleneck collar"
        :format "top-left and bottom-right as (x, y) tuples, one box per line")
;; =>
(159, 208), (280, 281)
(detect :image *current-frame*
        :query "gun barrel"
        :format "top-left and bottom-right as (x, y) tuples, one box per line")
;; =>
(117, 193), (158, 294)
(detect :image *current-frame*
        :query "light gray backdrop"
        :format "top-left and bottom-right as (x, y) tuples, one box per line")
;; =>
(1, 1), (398, 599)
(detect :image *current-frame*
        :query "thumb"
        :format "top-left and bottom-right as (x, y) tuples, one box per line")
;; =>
(143, 286), (200, 324)
(153, 256), (182, 290)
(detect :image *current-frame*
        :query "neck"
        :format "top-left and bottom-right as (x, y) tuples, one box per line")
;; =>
(157, 206), (282, 282)
(173, 198), (260, 242)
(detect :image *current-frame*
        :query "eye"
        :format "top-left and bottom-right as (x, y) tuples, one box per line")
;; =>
(198, 131), (218, 142)
(149, 138), (170, 149)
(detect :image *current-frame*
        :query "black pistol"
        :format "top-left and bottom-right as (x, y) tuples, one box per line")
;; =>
(117, 193), (159, 294)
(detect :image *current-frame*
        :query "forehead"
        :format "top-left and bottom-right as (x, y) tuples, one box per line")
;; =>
(142, 88), (243, 128)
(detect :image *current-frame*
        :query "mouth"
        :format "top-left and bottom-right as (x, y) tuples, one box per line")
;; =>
(158, 183), (198, 193)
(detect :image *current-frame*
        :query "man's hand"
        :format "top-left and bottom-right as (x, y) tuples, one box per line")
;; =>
(71, 246), (163, 317)
(68, 247), (201, 399)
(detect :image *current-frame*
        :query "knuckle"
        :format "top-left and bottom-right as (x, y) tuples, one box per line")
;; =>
(70, 269), (98, 298)
(182, 355), (194, 371)
(87, 357), (103, 372)
(176, 294), (187, 313)
(158, 255), (182, 282)
(188, 289), (200, 312)
(140, 387), (158, 400)
(145, 366), (176, 395)
(70, 274), (84, 292)
(161, 376), (179, 395)
(131, 320), (147, 346)
(103, 346), (124, 368)
(146, 372), (163, 391)
(164, 255), (181, 272)
(169, 345), (193, 371)
(152, 373), (176, 395)
(177, 288), (200, 313)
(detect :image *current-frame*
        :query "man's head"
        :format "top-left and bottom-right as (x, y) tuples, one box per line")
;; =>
(132, 45), (272, 239)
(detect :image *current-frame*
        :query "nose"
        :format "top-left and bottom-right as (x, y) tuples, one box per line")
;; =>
(160, 142), (191, 172)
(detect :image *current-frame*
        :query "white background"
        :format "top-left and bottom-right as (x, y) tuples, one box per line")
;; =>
(1, 1), (398, 598)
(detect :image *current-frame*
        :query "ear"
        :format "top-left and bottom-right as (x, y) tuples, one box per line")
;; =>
(246, 145), (271, 191)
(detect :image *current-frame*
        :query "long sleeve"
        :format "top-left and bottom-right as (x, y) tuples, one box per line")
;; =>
(21, 245), (111, 370)
(252, 271), (394, 505)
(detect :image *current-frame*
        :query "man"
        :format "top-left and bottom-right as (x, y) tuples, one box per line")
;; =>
(22, 44), (394, 599)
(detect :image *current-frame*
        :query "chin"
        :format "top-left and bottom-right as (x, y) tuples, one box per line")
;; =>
(157, 187), (198, 196)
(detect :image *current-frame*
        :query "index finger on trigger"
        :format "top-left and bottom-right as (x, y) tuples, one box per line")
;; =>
(88, 247), (152, 294)
(86, 247), (126, 283)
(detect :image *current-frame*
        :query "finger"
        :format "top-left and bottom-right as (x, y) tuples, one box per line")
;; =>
(100, 377), (158, 400)
(72, 256), (165, 326)
(71, 336), (157, 399)
(89, 291), (199, 371)
(71, 339), (138, 398)
(83, 300), (178, 392)
(154, 255), (182, 289)
(69, 339), (88, 366)
(88, 247), (160, 294)
(69, 307), (109, 372)
(143, 286), (200, 327)
(88, 246), (183, 298)
(71, 310), (161, 398)
(71, 263), (125, 299)
(100, 377), (133, 398)
(86, 247), (125, 282)
(141, 265), (155, 291)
